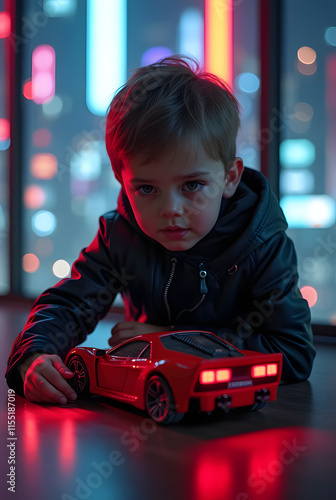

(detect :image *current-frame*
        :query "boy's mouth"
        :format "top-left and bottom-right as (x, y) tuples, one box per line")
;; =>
(161, 226), (190, 240)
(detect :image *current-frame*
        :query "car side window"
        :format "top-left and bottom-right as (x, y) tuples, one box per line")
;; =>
(139, 345), (150, 359)
(110, 340), (150, 358)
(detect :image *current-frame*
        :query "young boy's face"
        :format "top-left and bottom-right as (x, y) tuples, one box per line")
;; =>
(121, 141), (241, 252)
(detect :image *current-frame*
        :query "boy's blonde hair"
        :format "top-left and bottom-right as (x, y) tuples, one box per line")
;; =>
(105, 55), (240, 184)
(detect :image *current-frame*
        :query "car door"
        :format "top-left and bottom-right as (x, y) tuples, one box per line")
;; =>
(122, 344), (151, 396)
(96, 340), (150, 393)
(96, 355), (129, 392)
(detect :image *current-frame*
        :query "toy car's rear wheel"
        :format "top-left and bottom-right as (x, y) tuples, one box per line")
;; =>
(145, 375), (184, 425)
(66, 356), (90, 397)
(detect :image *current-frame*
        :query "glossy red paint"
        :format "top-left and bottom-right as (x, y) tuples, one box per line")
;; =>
(65, 330), (282, 424)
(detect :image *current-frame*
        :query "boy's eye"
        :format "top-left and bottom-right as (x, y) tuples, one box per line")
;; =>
(138, 185), (156, 195)
(184, 181), (204, 192)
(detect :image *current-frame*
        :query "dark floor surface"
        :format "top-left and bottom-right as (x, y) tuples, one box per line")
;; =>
(1, 301), (335, 500)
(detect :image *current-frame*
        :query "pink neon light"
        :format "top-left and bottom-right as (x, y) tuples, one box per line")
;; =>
(32, 45), (56, 104)
(0, 11), (11, 38)
(0, 118), (10, 141)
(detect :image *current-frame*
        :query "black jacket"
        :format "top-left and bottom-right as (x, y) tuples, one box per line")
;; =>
(6, 167), (316, 393)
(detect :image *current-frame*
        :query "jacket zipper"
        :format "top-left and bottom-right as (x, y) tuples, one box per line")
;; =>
(164, 258), (177, 325)
(164, 258), (208, 327)
(199, 263), (208, 293)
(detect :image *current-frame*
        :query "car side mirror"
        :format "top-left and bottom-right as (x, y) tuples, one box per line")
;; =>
(95, 349), (106, 357)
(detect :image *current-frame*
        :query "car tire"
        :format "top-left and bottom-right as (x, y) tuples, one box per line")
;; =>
(66, 355), (90, 397)
(145, 375), (184, 425)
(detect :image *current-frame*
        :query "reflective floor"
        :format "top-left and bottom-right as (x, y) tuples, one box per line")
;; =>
(1, 301), (335, 500)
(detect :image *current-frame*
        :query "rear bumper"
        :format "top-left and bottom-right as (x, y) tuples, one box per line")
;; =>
(191, 382), (279, 412)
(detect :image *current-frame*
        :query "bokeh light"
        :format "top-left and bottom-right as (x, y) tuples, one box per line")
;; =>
(297, 46), (316, 65)
(32, 44), (56, 104)
(325, 27), (336, 46)
(30, 153), (58, 179)
(32, 211), (57, 236)
(280, 195), (336, 228)
(0, 118), (10, 141)
(141, 46), (173, 66)
(43, 0), (77, 17)
(24, 185), (46, 209)
(23, 79), (33, 100)
(52, 259), (71, 278)
(280, 170), (315, 195)
(236, 72), (260, 93)
(70, 147), (101, 181)
(280, 139), (315, 168)
(0, 11), (11, 38)
(42, 95), (63, 118)
(297, 60), (317, 76)
(300, 286), (318, 308)
(33, 128), (52, 148)
(294, 102), (313, 122)
(23, 253), (40, 273)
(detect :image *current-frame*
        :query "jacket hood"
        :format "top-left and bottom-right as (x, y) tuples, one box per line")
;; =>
(117, 167), (288, 273)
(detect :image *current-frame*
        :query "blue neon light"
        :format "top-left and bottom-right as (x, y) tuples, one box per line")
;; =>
(280, 139), (315, 168)
(280, 195), (336, 228)
(86, 0), (127, 116)
(178, 8), (204, 64)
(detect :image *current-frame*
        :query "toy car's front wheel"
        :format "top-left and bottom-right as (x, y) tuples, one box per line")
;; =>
(145, 375), (184, 425)
(66, 356), (90, 397)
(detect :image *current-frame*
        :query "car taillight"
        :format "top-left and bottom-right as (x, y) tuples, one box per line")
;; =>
(199, 368), (232, 384)
(251, 363), (278, 378)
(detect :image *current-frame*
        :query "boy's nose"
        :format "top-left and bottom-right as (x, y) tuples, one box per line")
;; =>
(159, 193), (184, 218)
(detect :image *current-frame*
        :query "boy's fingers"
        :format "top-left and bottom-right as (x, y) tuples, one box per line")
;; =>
(41, 367), (77, 401)
(52, 358), (74, 378)
(33, 374), (76, 403)
(32, 375), (71, 404)
(27, 363), (77, 403)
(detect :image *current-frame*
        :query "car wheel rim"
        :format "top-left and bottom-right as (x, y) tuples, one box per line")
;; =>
(146, 379), (169, 422)
(69, 359), (86, 393)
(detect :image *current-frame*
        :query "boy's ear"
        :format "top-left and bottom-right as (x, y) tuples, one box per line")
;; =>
(222, 157), (244, 198)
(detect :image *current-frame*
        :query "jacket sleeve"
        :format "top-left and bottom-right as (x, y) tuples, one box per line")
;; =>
(5, 215), (132, 395)
(173, 234), (316, 384)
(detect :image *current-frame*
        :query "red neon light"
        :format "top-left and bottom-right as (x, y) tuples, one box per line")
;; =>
(0, 11), (11, 38)
(23, 79), (32, 100)
(32, 45), (56, 104)
(0, 118), (10, 141)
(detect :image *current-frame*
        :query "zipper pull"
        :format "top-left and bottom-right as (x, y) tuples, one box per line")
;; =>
(199, 263), (208, 294)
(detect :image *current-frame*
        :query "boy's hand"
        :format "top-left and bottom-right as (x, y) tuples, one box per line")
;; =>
(20, 353), (77, 404)
(109, 321), (168, 346)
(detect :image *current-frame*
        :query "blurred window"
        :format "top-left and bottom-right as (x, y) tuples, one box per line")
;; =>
(0, 0), (10, 294)
(279, 0), (336, 325)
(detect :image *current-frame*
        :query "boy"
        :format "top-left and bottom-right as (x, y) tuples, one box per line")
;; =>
(6, 56), (315, 404)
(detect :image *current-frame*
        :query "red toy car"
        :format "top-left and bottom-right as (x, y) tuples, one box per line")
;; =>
(65, 330), (282, 425)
